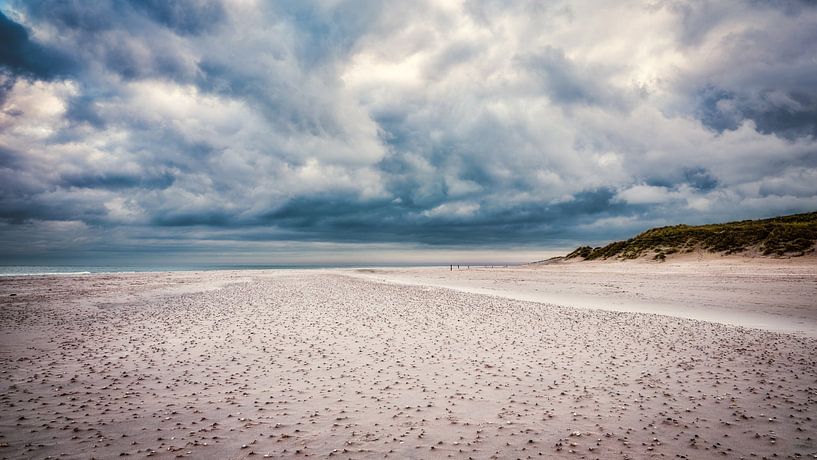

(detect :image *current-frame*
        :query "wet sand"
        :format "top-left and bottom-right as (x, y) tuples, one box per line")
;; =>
(349, 257), (817, 337)
(1, 265), (816, 459)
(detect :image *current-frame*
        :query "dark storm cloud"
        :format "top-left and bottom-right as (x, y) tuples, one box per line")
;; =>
(22, 0), (225, 35)
(640, 167), (719, 193)
(701, 90), (817, 138)
(682, 168), (719, 192)
(0, 11), (74, 80)
(244, 187), (629, 246)
(0, 191), (110, 225)
(59, 171), (175, 190)
(128, 0), (226, 35)
(674, 0), (817, 138)
(521, 46), (632, 109)
(19, 0), (204, 82)
(1, 0), (817, 262)
(64, 93), (107, 128)
(0, 146), (25, 169)
(151, 211), (233, 227)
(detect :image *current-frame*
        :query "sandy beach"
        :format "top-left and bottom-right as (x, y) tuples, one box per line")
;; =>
(349, 256), (817, 337)
(1, 262), (816, 459)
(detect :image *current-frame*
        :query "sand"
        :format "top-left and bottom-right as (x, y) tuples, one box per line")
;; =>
(349, 257), (817, 337)
(1, 262), (816, 459)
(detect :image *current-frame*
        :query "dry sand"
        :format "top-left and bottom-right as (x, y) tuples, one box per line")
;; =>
(1, 262), (816, 459)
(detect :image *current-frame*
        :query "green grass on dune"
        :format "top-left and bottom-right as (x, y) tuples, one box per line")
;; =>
(566, 211), (817, 261)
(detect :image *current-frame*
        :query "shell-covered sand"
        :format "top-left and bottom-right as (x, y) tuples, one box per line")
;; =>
(1, 266), (816, 459)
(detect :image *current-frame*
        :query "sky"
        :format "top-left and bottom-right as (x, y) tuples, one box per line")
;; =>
(1, 0), (817, 265)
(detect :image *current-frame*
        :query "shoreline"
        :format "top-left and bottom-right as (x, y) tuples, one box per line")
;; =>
(343, 259), (817, 337)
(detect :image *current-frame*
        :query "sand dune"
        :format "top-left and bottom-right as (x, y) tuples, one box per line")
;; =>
(1, 268), (816, 459)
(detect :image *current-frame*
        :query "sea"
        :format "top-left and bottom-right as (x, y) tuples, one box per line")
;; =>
(0, 264), (375, 277)
(0, 263), (453, 277)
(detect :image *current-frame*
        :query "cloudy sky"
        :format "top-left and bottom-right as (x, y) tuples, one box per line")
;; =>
(1, 0), (816, 265)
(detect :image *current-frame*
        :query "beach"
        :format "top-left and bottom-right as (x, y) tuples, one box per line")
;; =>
(1, 261), (816, 459)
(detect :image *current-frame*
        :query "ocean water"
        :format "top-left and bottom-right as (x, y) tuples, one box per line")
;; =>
(0, 263), (444, 277)
(0, 264), (356, 277)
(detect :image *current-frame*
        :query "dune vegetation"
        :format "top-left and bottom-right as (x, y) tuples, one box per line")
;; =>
(565, 212), (817, 261)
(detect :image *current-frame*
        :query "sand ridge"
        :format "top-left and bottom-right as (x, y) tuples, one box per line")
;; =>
(1, 271), (816, 459)
(346, 260), (817, 337)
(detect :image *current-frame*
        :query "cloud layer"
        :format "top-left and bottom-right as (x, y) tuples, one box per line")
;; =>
(2, 0), (817, 262)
